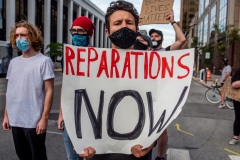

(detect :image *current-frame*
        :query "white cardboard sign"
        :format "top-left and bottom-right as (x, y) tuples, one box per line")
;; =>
(61, 44), (194, 154)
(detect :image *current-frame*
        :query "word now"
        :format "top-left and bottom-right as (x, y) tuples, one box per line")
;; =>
(65, 47), (190, 79)
(74, 87), (188, 140)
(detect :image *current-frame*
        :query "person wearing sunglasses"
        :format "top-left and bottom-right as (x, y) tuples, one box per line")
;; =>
(58, 16), (95, 160)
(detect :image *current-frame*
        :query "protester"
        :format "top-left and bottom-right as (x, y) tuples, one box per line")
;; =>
(57, 16), (95, 160)
(218, 58), (232, 109)
(78, 1), (156, 159)
(2, 20), (55, 160)
(149, 12), (186, 160)
(134, 32), (153, 50)
(228, 69), (240, 145)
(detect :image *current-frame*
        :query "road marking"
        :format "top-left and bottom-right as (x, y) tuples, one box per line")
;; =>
(167, 148), (190, 160)
(47, 131), (62, 135)
(175, 123), (194, 136)
(224, 148), (240, 156)
(229, 155), (240, 160)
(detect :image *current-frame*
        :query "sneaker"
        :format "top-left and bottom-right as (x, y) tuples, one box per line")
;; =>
(218, 103), (225, 109)
(229, 138), (238, 145)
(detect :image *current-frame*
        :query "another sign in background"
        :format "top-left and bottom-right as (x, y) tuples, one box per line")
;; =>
(61, 44), (194, 154)
(139, 0), (174, 25)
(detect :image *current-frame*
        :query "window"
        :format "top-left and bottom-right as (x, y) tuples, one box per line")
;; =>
(219, 0), (227, 31)
(210, 4), (216, 32)
(203, 14), (209, 45)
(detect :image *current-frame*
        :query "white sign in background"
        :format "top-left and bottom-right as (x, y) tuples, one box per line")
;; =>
(61, 44), (194, 154)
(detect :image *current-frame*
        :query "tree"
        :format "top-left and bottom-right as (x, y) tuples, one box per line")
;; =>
(45, 42), (63, 62)
(213, 24), (240, 57)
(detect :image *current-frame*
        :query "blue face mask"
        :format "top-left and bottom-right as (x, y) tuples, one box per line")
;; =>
(72, 34), (88, 47)
(16, 38), (30, 52)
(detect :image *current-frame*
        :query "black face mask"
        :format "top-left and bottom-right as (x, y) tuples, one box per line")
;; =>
(108, 27), (136, 49)
(134, 39), (148, 50)
(152, 40), (163, 49)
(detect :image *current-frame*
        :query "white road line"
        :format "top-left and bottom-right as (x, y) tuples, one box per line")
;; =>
(46, 131), (62, 135)
(167, 148), (190, 160)
(229, 155), (240, 160)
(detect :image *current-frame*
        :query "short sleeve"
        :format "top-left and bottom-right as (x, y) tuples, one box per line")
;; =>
(41, 57), (55, 80)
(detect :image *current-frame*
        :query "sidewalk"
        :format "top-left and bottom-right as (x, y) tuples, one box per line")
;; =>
(192, 74), (221, 88)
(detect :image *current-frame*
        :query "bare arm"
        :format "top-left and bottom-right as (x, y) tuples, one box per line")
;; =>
(2, 101), (11, 130)
(223, 72), (231, 82)
(36, 78), (54, 134)
(165, 12), (186, 50)
(58, 88), (64, 130)
(232, 80), (240, 89)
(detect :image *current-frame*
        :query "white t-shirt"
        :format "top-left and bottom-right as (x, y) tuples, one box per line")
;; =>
(6, 53), (55, 128)
(221, 65), (232, 83)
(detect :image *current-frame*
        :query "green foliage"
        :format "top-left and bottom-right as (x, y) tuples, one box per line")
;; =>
(45, 42), (63, 58)
(213, 24), (240, 56)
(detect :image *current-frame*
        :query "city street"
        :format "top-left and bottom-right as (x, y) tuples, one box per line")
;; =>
(0, 72), (240, 160)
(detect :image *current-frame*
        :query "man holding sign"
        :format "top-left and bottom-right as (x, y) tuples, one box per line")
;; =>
(58, 16), (96, 160)
(61, 0), (193, 160)
(77, 1), (155, 160)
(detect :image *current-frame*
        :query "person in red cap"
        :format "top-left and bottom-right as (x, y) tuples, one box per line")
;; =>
(58, 16), (95, 160)
(70, 16), (95, 46)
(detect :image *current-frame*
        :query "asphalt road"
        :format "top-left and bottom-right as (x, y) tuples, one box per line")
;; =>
(0, 74), (240, 160)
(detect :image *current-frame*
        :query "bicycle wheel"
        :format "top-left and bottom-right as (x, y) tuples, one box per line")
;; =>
(205, 88), (221, 104)
(225, 97), (234, 109)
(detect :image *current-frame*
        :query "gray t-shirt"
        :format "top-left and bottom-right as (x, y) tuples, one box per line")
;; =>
(6, 53), (55, 128)
(221, 65), (232, 83)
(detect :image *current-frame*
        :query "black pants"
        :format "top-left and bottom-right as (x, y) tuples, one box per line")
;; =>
(233, 100), (240, 136)
(12, 127), (47, 160)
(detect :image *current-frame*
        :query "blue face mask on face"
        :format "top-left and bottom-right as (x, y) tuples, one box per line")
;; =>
(72, 34), (88, 47)
(16, 38), (30, 52)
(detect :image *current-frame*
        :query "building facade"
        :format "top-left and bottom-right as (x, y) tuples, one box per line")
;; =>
(0, 0), (111, 59)
(179, 0), (199, 38)
(184, 0), (240, 74)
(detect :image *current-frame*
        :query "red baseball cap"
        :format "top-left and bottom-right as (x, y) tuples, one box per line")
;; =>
(72, 16), (95, 36)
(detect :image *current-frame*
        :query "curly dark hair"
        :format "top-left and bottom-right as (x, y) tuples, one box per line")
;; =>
(9, 20), (43, 52)
(105, 0), (139, 31)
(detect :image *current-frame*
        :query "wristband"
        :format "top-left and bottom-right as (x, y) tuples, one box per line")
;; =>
(171, 21), (176, 25)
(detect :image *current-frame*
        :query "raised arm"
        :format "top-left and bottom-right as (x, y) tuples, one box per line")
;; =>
(166, 11), (186, 50)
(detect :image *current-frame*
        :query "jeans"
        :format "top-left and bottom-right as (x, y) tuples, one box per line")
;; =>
(62, 125), (83, 160)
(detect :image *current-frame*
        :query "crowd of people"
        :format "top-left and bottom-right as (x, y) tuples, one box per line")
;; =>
(1, 0), (240, 160)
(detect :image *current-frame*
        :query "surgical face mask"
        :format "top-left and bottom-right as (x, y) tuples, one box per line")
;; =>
(16, 38), (30, 52)
(72, 34), (88, 47)
(108, 27), (136, 49)
(134, 39), (148, 50)
(152, 39), (163, 49)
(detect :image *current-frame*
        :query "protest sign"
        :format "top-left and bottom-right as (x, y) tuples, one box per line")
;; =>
(139, 0), (174, 25)
(61, 44), (194, 154)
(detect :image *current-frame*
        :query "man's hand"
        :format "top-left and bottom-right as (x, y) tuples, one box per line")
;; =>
(78, 147), (96, 159)
(36, 118), (48, 134)
(57, 110), (64, 130)
(131, 141), (157, 158)
(131, 144), (149, 158)
(2, 116), (11, 130)
(166, 11), (174, 23)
